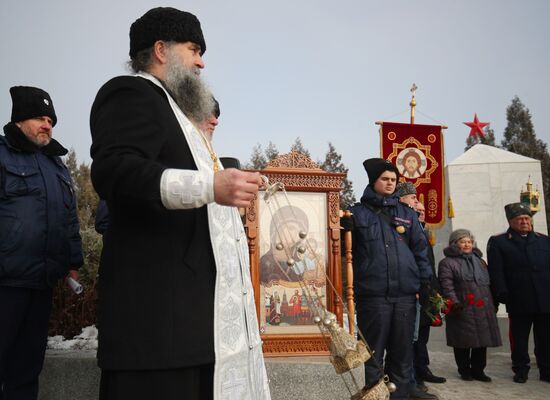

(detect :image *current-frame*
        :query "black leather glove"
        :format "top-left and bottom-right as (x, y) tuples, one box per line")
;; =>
(495, 292), (508, 305)
(429, 274), (441, 293)
(419, 280), (432, 305)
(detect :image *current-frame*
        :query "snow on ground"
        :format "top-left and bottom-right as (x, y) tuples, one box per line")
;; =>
(47, 325), (98, 350)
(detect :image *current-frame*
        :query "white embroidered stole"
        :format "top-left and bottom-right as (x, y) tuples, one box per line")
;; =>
(134, 73), (270, 400)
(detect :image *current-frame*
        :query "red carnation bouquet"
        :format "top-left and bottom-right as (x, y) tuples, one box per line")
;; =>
(425, 293), (454, 327)
(425, 292), (486, 326)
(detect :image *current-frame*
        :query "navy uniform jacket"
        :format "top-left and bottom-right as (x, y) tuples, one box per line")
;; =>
(0, 123), (83, 289)
(350, 185), (432, 300)
(487, 228), (550, 314)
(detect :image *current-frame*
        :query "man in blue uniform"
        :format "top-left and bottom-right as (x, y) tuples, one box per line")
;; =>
(396, 182), (443, 400)
(349, 158), (432, 399)
(487, 202), (550, 384)
(0, 86), (83, 399)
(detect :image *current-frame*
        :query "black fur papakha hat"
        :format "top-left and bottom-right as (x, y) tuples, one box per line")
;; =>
(213, 97), (220, 118)
(396, 182), (417, 197)
(10, 86), (57, 127)
(504, 202), (532, 220)
(129, 7), (206, 58)
(363, 158), (400, 184)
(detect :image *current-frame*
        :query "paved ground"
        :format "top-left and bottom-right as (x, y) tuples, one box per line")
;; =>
(268, 317), (549, 400)
(400, 318), (549, 400)
(419, 350), (548, 400)
(265, 349), (549, 400)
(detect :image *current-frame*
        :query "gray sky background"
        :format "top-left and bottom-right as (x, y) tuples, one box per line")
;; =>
(1, 0), (549, 196)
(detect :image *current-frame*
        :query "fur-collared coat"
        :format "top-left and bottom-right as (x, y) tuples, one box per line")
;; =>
(438, 246), (502, 349)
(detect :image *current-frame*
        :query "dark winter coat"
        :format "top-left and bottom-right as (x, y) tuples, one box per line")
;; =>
(90, 76), (216, 370)
(350, 185), (432, 300)
(419, 229), (440, 328)
(94, 199), (109, 235)
(487, 229), (550, 314)
(0, 124), (83, 289)
(438, 246), (502, 349)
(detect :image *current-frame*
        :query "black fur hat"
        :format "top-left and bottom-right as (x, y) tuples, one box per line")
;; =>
(363, 158), (400, 184)
(396, 181), (416, 197)
(129, 7), (206, 58)
(213, 97), (220, 118)
(10, 86), (57, 127)
(505, 202), (532, 220)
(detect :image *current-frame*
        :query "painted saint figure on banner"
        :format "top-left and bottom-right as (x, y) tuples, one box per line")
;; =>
(380, 122), (445, 225)
(397, 147), (427, 179)
(289, 290), (302, 321)
(264, 290), (282, 325)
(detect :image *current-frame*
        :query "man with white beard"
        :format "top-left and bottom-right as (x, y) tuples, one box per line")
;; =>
(89, 7), (270, 400)
(197, 97), (220, 141)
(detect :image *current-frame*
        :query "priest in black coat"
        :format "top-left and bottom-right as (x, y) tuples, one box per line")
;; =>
(90, 7), (269, 400)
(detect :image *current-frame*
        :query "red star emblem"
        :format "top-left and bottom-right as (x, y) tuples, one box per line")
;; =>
(463, 114), (489, 139)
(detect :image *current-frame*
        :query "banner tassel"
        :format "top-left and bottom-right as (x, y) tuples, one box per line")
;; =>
(428, 229), (436, 247)
(448, 196), (455, 219)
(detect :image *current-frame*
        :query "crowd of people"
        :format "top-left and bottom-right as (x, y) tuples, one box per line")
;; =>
(1, 6), (549, 400)
(345, 158), (550, 399)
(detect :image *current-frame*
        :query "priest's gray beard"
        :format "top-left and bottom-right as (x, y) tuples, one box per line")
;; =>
(164, 51), (214, 124)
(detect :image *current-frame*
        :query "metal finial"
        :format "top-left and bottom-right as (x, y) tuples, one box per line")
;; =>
(410, 83), (418, 124)
(410, 83), (418, 97)
(520, 175), (540, 215)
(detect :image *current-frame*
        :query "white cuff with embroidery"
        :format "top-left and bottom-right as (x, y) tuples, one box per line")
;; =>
(160, 168), (214, 209)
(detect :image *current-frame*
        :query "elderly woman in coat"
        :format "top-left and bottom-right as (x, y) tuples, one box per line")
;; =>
(438, 229), (502, 382)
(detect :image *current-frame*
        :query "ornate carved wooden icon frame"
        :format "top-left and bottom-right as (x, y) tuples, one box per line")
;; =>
(245, 151), (346, 356)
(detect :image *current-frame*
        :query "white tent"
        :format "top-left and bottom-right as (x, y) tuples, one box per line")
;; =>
(434, 144), (547, 265)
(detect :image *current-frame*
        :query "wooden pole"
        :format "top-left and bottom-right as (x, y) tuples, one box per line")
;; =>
(343, 210), (355, 336)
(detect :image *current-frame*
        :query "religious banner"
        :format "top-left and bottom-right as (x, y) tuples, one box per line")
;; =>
(379, 122), (445, 226)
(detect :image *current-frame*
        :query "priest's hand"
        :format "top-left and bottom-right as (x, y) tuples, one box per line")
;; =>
(214, 169), (262, 208)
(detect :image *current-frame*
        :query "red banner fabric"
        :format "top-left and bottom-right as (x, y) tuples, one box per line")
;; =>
(380, 122), (445, 226)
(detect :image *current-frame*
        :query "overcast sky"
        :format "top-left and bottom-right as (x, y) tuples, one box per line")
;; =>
(1, 0), (549, 196)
